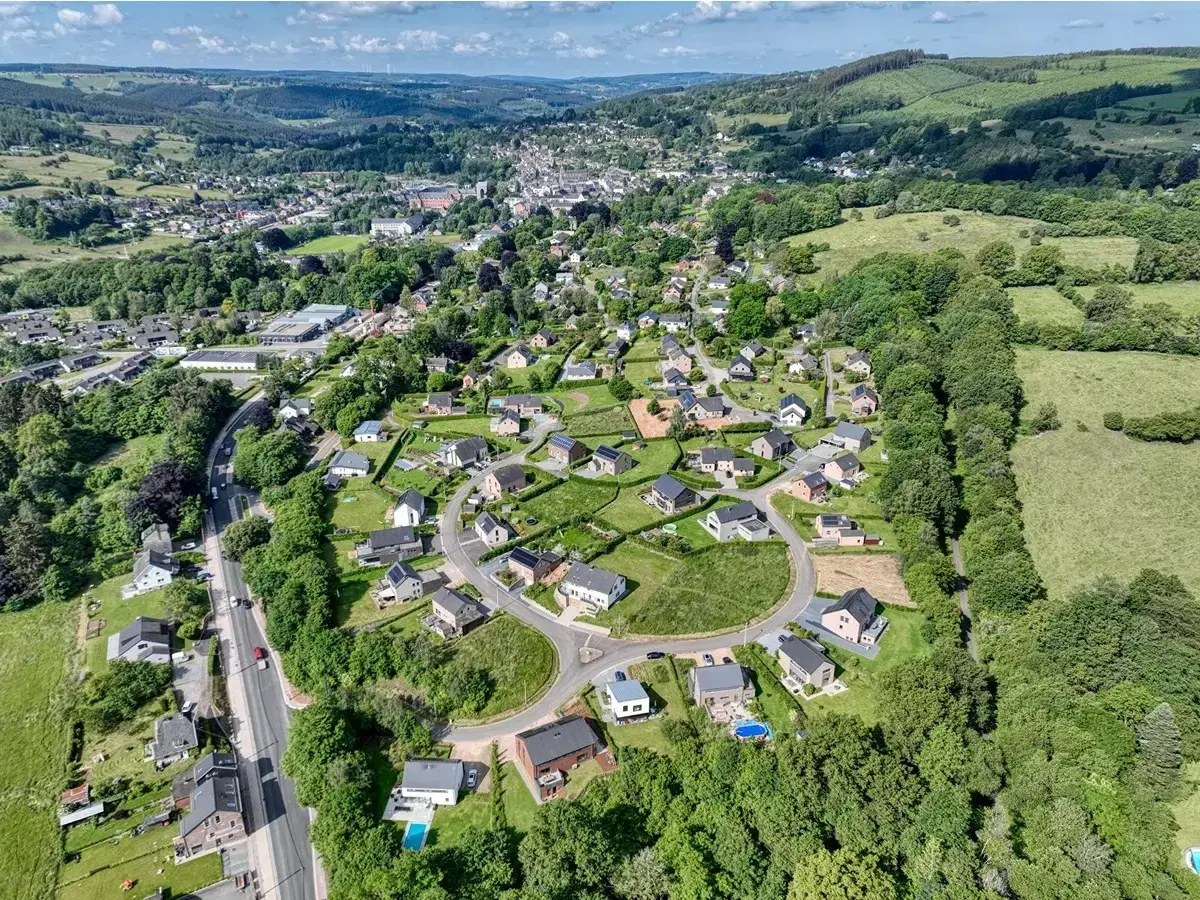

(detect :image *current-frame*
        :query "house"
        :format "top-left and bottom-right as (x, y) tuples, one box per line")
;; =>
(769, 274), (792, 293)
(824, 453), (861, 483)
(108, 617), (172, 664)
(141, 522), (172, 555)
(708, 297), (730, 316)
(555, 271), (575, 285)
(375, 562), (425, 604)
(821, 422), (873, 453)
(779, 393), (809, 426)
(515, 715), (598, 801)
(442, 436), (489, 469)
(400, 759), (464, 807)
(461, 368), (485, 389)
(741, 340), (767, 359)
(122, 550), (179, 598)
(563, 360), (598, 381)
(425, 356), (452, 374)
(547, 432), (587, 465)
(844, 350), (872, 376)
(638, 311), (659, 328)
(689, 663), (756, 712)
(661, 334), (681, 355)
(149, 714), (198, 766)
(649, 474), (697, 514)
(749, 428), (795, 461)
(679, 390), (726, 421)
(788, 354), (819, 377)
(506, 547), (556, 584)
(474, 511), (511, 547)
(606, 338), (627, 359)
(850, 384), (878, 417)
(483, 464), (527, 499)
(431, 587), (486, 636)
(794, 471), (829, 503)
(815, 513), (853, 540)
(506, 345), (537, 368)
(176, 763), (244, 859)
(424, 392), (454, 415)
(371, 215), (425, 237)
(353, 420), (387, 443)
(698, 446), (734, 473)
(356, 526), (423, 567)
(661, 314), (689, 333)
(728, 259), (750, 277)
(530, 328), (557, 350)
(728, 354), (755, 381)
(592, 445), (633, 477)
(662, 343), (693, 373)
(533, 282), (551, 302)
(777, 637), (835, 689)
(500, 394), (543, 416)
(329, 449), (370, 478)
(557, 561), (627, 612)
(730, 457), (755, 478)
(616, 321), (635, 342)
(661, 367), (689, 389)
(278, 398), (313, 421)
(495, 409), (521, 436)
(707, 276), (731, 291)
(606, 680), (651, 721)
(703, 501), (769, 542)
(663, 285), (683, 302)
(821, 587), (883, 645)
(795, 322), (816, 343)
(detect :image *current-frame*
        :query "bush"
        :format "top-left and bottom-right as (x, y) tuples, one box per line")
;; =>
(1102, 411), (1124, 431)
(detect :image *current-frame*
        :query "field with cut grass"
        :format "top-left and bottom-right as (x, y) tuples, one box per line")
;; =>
(590, 540), (791, 636)
(0, 223), (188, 274)
(1012, 348), (1200, 599)
(520, 477), (618, 528)
(1011, 282), (1200, 328)
(565, 403), (633, 437)
(326, 481), (392, 534)
(57, 821), (222, 900)
(82, 575), (168, 674)
(0, 601), (75, 900)
(448, 615), (556, 721)
(596, 486), (669, 533)
(290, 234), (369, 255)
(792, 209), (1139, 277)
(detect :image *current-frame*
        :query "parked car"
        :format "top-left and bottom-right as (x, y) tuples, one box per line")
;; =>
(614, 670), (626, 682)
(253, 646), (268, 670)
(722, 657), (733, 665)
(646, 651), (665, 660)
(466, 769), (478, 789)
(181, 541), (196, 550)
(181, 700), (197, 716)
(702, 653), (714, 667)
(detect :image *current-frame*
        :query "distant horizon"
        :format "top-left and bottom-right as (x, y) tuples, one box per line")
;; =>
(0, 2), (1196, 78)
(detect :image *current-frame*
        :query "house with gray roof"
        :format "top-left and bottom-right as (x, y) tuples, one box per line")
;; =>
(592, 444), (633, 477)
(749, 428), (795, 461)
(515, 715), (598, 801)
(688, 663), (755, 714)
(777, 637), (835, 689)
(431, 587), (485, 637)
(108, 616), (172, 664)
(728, 354), (755, 381)
(557, 562), (627, 612)
(563, 359), (598, 381)
(821, 421), (873, 453)
(474, 511), (511, 547)
(356, 526), (422, 567)
(177, 769), (244, 859)
(703, 501), (769, 542)
(140, 522), (172, 555)
(353, 420), (386, 443)
(122, 550), (179, 599)
(483, 464), (527, 499)
(393, 488), (426, 528)
(547, 432), (587, 465)
(605, 680), (650, 721)
(375, 562), (425, 605)
(821, 587), (884, 646)
(779, 393), (809, 426)
(328, 449), (370, 478)
(442, 435), (489, 469)
(401, 759), (464, 807)
(148, 714), (198, 767)
(649, 474), (697, 514)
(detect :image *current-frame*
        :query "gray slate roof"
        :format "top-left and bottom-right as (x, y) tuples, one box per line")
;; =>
(564, 561), (623, 595)
(179, 775), (240, 838)
(652, 474), (692, 502)
(826, 587), (877, 625)
(385, 561), (420, 587)
(111, 616), (171, 659)
(833, 422), (870, 442)
(756, 428), (793, 450)
(711, 501), (758, 525)
(692, 663), (749, 693)
(397, 488), (426, 513)
(779, 638), (833, 675)
(490, 464), (526, 492)
(607, 680), (649, 704)
(330, 449), (370, 472)
(517, 715), (597, 767)
(366, 526), (416, 551)
(402, 759), (464, 792)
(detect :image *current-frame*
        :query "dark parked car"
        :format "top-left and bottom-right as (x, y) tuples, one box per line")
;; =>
(646, 651), (665, 660)
(614, 670), (626, 682)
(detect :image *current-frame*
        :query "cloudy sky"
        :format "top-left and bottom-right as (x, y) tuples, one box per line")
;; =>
(0, 1), (1194, 78)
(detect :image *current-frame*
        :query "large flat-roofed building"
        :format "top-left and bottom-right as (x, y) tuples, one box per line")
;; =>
(259, 304), (355, 345)
(179, 350), (263, 371)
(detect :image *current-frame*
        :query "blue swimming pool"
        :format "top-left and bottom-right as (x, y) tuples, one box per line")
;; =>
(1187, 847), (1200, 875)
(733, 719), (773, 740)
(403, 821), (429, 851)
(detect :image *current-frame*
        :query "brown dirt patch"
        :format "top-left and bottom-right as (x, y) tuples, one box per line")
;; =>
(812, 553), (913, 607)
(568, 391), (591, 411)
(629, 397), (730, 438)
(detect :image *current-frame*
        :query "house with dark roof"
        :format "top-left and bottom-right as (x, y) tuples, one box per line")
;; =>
(442, 436), (489, 469)
(728, 354), (756, 381)
(483, 464), (527, 499)
(355, 526), (422, 567)
(788, 353), (819, 377)
(547, 432), (587, 465)
(563, 359), (597, 381)
(779, 393), (809, 426)
(141, 522), (172, 555)
(697, 446), (735, 473)
(821, 587), (884, 645)
(431, 587), (486, 637)
(592, 444), (633, 477)
(740, 340), (767, 359)
(648, 474), (697, 514)
(680, 390), (726, 421)
(823, 453), (861, 483)
(148, 714), (198, 767)
(500, 394), (544, 416)
(515, 715), (599, 801)
(749, 428), (795, 461)
(176, 768), (244, 859)
(821, 421), (873, 453)
(474, 511), (511, 547)
(688, 663), (755, 714)
(375, 562), (425, 605)
(278, 397), (313, 421)
(507, 546), (561, 584)
(506, 344), (537, 368)
(108, 617), (172, 664)
(400, 759), (464, 807)
(703, 501), (769, 542)
(850, 384), (879, 417)
(530, 328), (557, 350)
(557, 562), (627, 612)
(328, 449), (370, 478)
(661, 367), (689, 389)
(424, 392), (455, 415)
(845, 350), (872, 375)
(777, 637), (835, 689)
(794, 470), (829, 503)
(393, 488), (426, 528)
(605, 337), (628, 359)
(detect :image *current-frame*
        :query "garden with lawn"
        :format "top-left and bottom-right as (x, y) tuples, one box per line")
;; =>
(447, 615), (557, 721)
(601, 657), (694, 754)
(326, 480), (392, 534)
(519, 477), (619, 529)
(82, 575), (172, 674)
(595, 485), (671, 533)
(588, 540), (792, 636)
(58, 822), (223, 900)
(565, 404), (634, 437)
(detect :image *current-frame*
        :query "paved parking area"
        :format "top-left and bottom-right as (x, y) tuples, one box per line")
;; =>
(174, 637), (210, 715)
(798, 598), (881, 659)
(456, 529), (488, 564)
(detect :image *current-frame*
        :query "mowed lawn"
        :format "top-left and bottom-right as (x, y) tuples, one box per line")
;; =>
(447, 615), (556, 721)
(596, 486), (670, 533)
(1012, 282), (1200, 329)
(1012, 349), (1200, 599)
(591, 540), (791, 636)
(57, 823), (222, 900)
(0, 602), (75, 900)
(289, 233), (368, 255)
(793, 209), (1139, 276)
(521, 477), (618, 528)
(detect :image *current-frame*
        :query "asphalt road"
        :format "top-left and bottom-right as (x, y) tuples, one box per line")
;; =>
(204, 397), (317, 900)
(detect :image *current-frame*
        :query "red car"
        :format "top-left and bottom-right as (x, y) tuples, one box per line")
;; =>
(253, 646), (267, 660)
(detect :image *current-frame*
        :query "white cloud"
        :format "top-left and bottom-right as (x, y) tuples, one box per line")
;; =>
(732, 0), (773, 11)
(927, 10), (953, 23)
(1134, 11), (1169, 23)
(660, 27), (680, 37)
(150, 38), (174, 52)
(548, 1), (610, 9)
(691, 1), (732, 22)
(551, 30), (571, 44)
(57, 3), (124, 30)
(0, 4), (32, 16)
(481, 0), (529, 8)
(166, 25), (202, 37)
(556, 43), (605, 58)
(658, 44), (701, 56)
(452, 39), (491, 54)
(1, 26), (39, 43)
(397, 28), (447, 50)
(287, 2), (428, 25)
(346, 34), (395, 53)
(1061, 18), (1102, 29)
(309, 35), (338, 50)
(837, 49), (863, 60)
(198, 32), (237, 54)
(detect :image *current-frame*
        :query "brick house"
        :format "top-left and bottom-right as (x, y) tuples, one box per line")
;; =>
(515, 715), (599, 801)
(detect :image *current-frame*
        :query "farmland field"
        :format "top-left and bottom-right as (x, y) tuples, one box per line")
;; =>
(0, 224), (188, 274)
(792, 209), (1139, 276)
(590, 540), (791, 636)
(1012, 349), (1200, 599)
(1011, 282), (1200, 328)
(0, 601), (75, 900)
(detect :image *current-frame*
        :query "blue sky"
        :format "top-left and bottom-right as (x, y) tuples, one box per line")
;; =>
(0, 2), (1196, 79)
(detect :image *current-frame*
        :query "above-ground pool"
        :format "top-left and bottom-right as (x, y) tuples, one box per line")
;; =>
(403, 821), (430, 851)
(1187, 847), (1200, 875)
(733, 719), (773, 741)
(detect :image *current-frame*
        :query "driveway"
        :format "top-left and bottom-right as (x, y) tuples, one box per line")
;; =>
(455, 529), (488, 565)
(174, 637), (211, 715)
(798, 597), (881, 659)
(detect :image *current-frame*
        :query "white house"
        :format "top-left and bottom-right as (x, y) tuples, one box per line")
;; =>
(353, 420), (386, 443)
(278, 398), (313, 421)
(328, 449), (370, 478)
(606, 680), (651, 721)
(474, 511), (511, 547)
(442, 436), (489, 469)
(400, 759), (463, 807)
(121, 551), (179, 599)
(703, 501), (769, 542)
(779, 393), (808, 426)
(393, 488), (426, 527)
(556, 561), (627, 612)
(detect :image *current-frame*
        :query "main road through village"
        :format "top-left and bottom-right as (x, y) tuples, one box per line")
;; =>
(200, 346), (820, 895)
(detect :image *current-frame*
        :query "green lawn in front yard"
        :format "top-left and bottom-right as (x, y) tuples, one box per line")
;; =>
(591, 540), (791, 637)
(614, 439), (680, 485)
(595, 486), (668, 533)
(83, 576), (170, 675)
(430, 789), (491, 848)
(798, 606), (934, 724)
(500, 357), (562, 391)
(520, 477), (619, 528)
(1013, 348), (1200, 599)
(605, 658), (692, 753)
(564, 758), (605, 800)
(770, 481), (897, 550)
(57, 824), (223, 900)
(499, 762), (539, 831)
(326, 481), (392, 534)
(0, 601), (75, 900)
(448, 614), (557, 721)
(670, 496), (739, 550)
